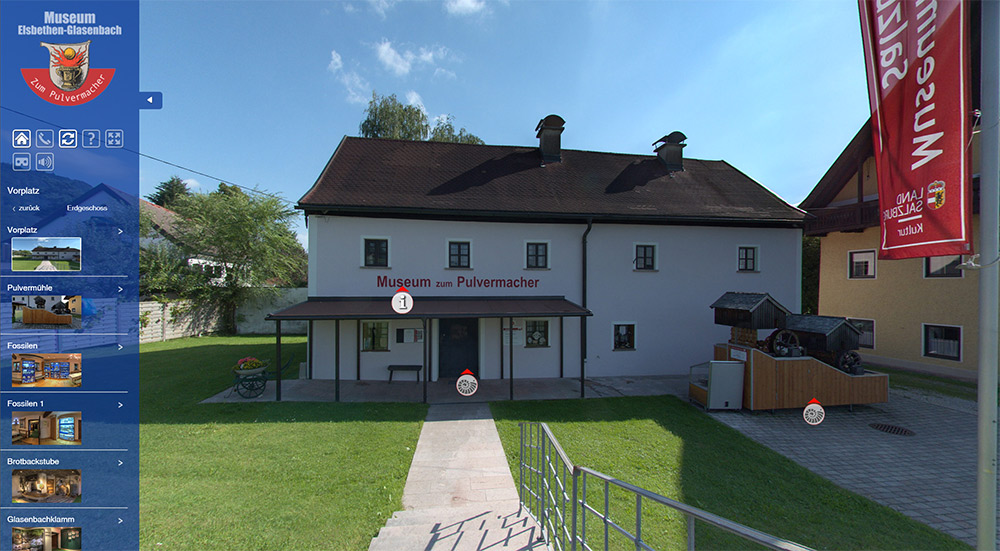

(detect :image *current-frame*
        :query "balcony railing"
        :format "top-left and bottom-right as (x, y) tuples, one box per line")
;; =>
(804, 202), (879, 235)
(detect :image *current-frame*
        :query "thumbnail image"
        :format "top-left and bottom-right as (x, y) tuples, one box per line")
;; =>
(12, 527), (81, 551)
(12, 354), (82, 388)
(12, 469), (81, 503)
(11, 237), (82, 272)
(10, 296), (82, 330)
(11, 412), (82, 446)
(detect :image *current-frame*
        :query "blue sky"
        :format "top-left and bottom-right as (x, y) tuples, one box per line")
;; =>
(138, 0), (871, 246)
(12, 237), (82, 250)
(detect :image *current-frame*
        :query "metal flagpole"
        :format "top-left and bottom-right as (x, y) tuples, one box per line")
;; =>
(978, 1), (999, 548)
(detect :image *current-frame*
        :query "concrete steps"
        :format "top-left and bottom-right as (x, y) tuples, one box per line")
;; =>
(369, 503), (548, 550)
(369, 404), (549, 550)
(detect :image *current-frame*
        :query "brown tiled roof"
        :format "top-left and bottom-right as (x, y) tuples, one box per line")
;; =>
(139, 199), (180, 240)
(298, 137), (804, 226)
(31, 246), (79, 252)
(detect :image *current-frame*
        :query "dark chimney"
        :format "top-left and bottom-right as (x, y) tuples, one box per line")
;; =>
(535, 114), (565, 163)
(653, 131), (687, 171)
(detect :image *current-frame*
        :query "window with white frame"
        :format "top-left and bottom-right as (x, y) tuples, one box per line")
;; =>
(848, 250), (876, 279)
(362, 321), (389, 351)
(525, 320), (549, 347)
(448, 241), (470, 268)
(613, 324), (635, 350)
(925, 256), (963, 278)
(526, 242), (548, 269)
(364, 238), (388, 267)
(634, 244), (656, 271)
(924, 324), (961, 361)
(848, 318), (875, 349)
(738, 246), (758, 272)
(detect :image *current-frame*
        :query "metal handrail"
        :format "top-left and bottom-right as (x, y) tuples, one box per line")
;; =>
(518, 422), (815, 551)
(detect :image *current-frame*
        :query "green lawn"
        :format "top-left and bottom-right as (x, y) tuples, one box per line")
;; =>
(140, 335), (427, 550)
(871, 364), (989, 401)
(491, 397), (969, 550)
(11, 259), (80, 271)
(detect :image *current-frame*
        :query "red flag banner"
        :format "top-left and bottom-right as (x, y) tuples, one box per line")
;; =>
(859, 0), (972, 259)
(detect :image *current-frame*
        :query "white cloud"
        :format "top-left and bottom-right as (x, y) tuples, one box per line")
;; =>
(417, 45), (448, 64)
(327, 50), (343, 73)
(376, 40), (412, 76)
(296, 232), (308, 248)
(375, 41), (451, 77)
(444, 0), (487, 15)
(325, 49), (370, 104)
(340, 71), (370, 104)
(433, 67), (457, 80)
(182, 178), (200, 190)
(343, 3), (358, 14)
(405, 90), (426, 114)
(367, 0), (396, 18)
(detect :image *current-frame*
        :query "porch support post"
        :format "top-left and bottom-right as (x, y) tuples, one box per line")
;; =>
(335, 319), (340, 402)
(509, 316), (514, 401)
(423, 318), (428, 404)
(580, 316), (585, 398)
(559, 317), (564, 378)
(356, 319), (361, 380)
(308, 320), (314, 379)
(499, 317), (504, 379)
(276, 320), (282, 402)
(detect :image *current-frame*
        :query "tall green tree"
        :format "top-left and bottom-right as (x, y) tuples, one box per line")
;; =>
(146, 176), (190, 209)
(430, 115), (484, 145)
(139, 242), (209, 298)
(360, 91), (482, 144)
(360, 92), (429, 140)
(171, 184), (306, 333)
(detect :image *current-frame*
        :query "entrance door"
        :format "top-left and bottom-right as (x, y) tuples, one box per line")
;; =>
(439, 318), (478, 378)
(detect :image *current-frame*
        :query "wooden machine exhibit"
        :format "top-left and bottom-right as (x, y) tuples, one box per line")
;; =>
(689, 292), (888, 411)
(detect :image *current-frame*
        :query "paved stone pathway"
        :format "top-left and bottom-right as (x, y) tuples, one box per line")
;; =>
(34, 260), (57, 271)
(705, 388), (1000, 546)
(369, 403), (548, 550)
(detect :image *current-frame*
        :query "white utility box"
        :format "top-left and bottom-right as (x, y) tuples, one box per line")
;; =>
(688, 360), (744, 410)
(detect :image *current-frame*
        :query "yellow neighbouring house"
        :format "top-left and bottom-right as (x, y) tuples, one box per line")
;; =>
(799, 119), (985, 380)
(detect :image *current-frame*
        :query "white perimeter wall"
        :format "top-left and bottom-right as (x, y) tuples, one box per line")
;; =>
(307, 215), (800, 379)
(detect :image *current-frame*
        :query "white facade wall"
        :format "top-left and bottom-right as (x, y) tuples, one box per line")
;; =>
(307, 215), (800, 380)
(584, 224), (801, 376)
(308, 216), (584, 298)
(32, 250), (77, 260)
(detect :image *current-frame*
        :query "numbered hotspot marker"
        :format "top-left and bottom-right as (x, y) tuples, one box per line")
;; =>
(456, 369), (478, 397)
(392, 287), (413, 314)
(803, 398), (825, 426)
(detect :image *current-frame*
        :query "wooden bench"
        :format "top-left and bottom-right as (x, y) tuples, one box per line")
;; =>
(388, 364), (422, 382)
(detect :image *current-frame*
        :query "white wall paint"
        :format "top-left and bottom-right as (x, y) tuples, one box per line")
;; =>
(307, 215), (800, 378)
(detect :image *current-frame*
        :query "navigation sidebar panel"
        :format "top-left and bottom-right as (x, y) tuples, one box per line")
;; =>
(1, 3), (140, 551)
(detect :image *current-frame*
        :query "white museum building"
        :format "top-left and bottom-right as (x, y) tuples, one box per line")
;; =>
(268, 116), (804, 398)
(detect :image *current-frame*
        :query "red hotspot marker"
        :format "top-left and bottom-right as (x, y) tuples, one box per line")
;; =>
(397, 286), (409, 293)
(460, 369), (474, 376)
(807, 398), (821, 405)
